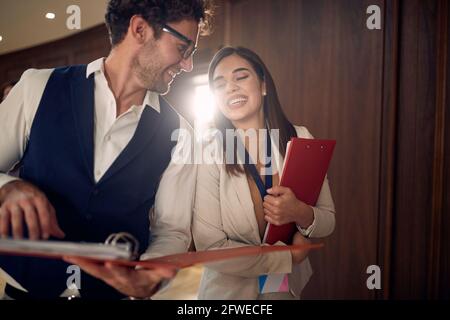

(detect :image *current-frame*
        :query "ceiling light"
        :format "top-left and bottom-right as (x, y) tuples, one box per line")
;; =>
(0, 36), (3, 42)
(45, 13), (56, 19)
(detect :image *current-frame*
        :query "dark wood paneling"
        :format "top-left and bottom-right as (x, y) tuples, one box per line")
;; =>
(378, 0), (399, 300)
(391, 0), (441, 299)
(441, 0), (450, 299)
(35, 56), (69, 70)
(0, 25), (110, 84)
(428, 0), (449, 299)
(442, 38), (450, 297)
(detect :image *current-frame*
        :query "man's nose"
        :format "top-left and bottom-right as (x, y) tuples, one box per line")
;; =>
(179, 55), (194, 73)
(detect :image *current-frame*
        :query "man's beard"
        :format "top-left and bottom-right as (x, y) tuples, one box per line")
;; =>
(132, 43), (171, 94)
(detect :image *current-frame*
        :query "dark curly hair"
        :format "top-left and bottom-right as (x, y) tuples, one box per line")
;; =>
(105, 0), (214, 46)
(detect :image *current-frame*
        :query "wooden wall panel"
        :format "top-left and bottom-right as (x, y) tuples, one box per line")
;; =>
(377, 0), (397, 299)
(0, 25), (110, 85)
(391, 0), (446, 299)
(432, 0), (448, 299)
(441, 0), (450, 298)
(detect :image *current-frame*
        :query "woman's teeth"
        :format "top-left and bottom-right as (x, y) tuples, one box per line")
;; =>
(228, 98), (248, 106)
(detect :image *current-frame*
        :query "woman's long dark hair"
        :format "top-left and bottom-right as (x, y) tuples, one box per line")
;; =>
(208, 46), (297, 175)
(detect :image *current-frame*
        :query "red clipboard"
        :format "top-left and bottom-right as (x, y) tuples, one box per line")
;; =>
(263, 138), (336, 245)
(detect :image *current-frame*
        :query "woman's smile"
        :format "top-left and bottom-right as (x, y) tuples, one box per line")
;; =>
(227, 94), (248, 109)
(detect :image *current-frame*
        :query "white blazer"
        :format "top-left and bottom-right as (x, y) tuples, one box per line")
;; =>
(192, 126), (336, 300)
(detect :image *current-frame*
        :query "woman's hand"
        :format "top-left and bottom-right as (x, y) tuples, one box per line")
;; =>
(291, 232), (311, 265)
(263, 186), (314, 228)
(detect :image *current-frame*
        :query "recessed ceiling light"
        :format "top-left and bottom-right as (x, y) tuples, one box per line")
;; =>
(45, 13), (56, 19)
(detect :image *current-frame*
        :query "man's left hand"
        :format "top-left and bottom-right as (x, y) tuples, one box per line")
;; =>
(63, 257), (176, 298)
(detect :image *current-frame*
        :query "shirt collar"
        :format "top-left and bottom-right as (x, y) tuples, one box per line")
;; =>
(86, 58), (161, 114)
(86, 57), (104, 78)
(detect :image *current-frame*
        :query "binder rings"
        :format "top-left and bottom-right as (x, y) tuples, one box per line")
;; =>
(263, 138), (336, 245)
(0, 232), (324, 270)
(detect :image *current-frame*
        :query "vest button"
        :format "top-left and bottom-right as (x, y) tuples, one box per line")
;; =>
(92, 189), (99, 196)
(86, 214), (93, 220)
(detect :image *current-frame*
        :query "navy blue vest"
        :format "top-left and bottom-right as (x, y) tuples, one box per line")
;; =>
(0, 65), (180, 299)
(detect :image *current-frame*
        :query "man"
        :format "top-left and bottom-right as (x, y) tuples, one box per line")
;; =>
(0, 0), (213, 299)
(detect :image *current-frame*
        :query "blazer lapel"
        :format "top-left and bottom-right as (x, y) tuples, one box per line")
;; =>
(229, 172), (261, 242)
(227, 135), (286, 243)
(70, 70), (95, 184)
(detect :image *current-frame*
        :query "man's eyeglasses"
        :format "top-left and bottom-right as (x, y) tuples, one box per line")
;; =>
(162, 24), (197, 60)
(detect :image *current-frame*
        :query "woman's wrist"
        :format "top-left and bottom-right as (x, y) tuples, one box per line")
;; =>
(295, 202), (314, 229)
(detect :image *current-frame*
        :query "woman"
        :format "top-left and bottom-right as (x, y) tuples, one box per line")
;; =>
(192, 47), (336, 300)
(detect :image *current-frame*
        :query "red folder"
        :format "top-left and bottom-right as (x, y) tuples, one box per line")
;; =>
(263, 138), (336, 245)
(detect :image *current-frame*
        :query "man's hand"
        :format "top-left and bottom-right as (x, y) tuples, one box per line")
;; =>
(0, 180), (65, 240)
(291, 232), (311, 265)
(63, 257), (177, 298)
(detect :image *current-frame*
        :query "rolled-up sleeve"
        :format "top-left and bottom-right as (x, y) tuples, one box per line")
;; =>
(0, 69), (52, 189)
